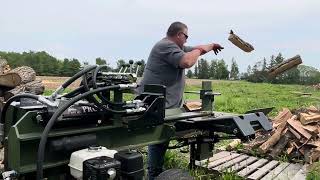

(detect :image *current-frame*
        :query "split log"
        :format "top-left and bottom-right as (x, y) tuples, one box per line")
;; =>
(300, 113), (320, 125)
(228, 30), (254, 52)
(3, 80), (44, 100)
(183, 101), (201, 111)
(307, 105), (319, 113)
(258, 115), (296, 153)
(302, 125), (318, 135)
(226, 139), (241, 151)
(287, 117), (312, 140)
(0, 66), (36, 88)
(268, 55), (302, 78)
(307, 140), (320, 148)
(286, 142), (295, 155)
(9, 66), (36, 84)
(288, 126), (302, 140)
(272, 108), (292, 128)
(269, 131), (292, 159)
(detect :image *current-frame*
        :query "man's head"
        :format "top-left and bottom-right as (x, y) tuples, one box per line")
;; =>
(166, 22), (188, 48)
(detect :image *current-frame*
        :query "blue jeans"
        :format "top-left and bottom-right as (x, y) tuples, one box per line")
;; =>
(147, 142), (169, 180)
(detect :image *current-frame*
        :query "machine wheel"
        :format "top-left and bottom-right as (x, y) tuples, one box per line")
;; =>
(155, 168), (194, 180)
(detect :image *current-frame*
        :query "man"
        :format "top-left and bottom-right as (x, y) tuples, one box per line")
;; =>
(136, 21), (223, 179)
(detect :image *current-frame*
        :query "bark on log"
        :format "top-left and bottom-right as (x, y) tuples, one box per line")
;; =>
(268, 55), (302, 78)
(269, 131), (292, 159)
(272, 108), (292, 124)
(9, 66), (36, 84)
(0, 66), (36, 88)
(259, 115), (296, 153)
(4, 80), (44, 100)
(228, 30), (254, 52)
(287, 117), (312, 139)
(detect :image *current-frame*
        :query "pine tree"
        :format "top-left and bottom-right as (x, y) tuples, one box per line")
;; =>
(194, 65), (198, 78)
(186, 69), (193, 78)
(230, 58), (239, 80)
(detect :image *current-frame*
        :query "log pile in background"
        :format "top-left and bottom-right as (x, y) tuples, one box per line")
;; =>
(312, 83), (320, 90)
(230, 105), (320, 164)
(0, 58), (45, 107)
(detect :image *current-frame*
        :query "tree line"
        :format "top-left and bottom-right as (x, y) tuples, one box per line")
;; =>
(186, 53), (319, 85)
(0, 50), (318, 85)
(0, 51), (145, 77)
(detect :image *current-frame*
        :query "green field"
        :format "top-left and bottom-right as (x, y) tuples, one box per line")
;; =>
(185, 80), (320, 117)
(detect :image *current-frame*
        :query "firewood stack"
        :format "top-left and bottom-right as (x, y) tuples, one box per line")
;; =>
(312, 83), (320, 90)
(0, 58), (45, 108)
(234, 105), (320, 164)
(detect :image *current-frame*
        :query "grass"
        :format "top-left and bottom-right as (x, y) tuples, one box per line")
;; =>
(307, 162), (320, 180)
(185, 80), (320, 117)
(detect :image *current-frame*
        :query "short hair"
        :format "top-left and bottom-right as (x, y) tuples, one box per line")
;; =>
(166, 22), (188, 37)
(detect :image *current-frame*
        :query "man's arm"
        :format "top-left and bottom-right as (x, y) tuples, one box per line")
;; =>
(179, 43), (223, 69)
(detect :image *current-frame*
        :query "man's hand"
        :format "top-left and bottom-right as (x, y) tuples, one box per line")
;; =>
(212, 43), (224, 55)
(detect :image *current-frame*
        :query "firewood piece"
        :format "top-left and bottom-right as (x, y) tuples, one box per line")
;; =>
(228, 30), (254, 53)
(3, 80), (44, 100)
(307, 105), (319, 113)
(9, 66), (36, 84)
(287, 117), (312, 139)
(226, 139), (241, 151)
(302, 125), (318, 134)
(292, 142), (305, 155)
(307, 140), (320, 147)
(258, 116), (296, 153)
(288, 127), (302, 140)
(269, 131), (292, 159)
(272, 108), (292, 124)
(246, 134), (271, 149)
(300, 113), (320, 125)
(183, 101), (201, 111)
(286, 142), (295, 155)
(268, 55), (302, 78)
(0, 66), (36, 87)
(0, 72), (21, 87)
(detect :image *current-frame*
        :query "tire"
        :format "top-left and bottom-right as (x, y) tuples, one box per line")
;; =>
(155, 169), (194, 180)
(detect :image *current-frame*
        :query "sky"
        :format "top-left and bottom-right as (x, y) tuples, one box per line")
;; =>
(0, 0), (319, 72)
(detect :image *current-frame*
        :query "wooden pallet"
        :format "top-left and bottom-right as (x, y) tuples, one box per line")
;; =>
(195, 151), (307, 180)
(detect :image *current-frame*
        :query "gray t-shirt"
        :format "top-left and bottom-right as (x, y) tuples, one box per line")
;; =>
(137, 38), (193, 109)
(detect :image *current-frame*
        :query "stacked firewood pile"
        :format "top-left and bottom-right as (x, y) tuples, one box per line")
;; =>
(0, 58), (45, 107)
(312, 83), (320, 90)
(233, 105), (320, 164)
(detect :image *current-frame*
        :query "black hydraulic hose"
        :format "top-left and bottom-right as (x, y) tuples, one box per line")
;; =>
(61, 85), (85, 98)
(36, 85), (122, 180)
(0, 94), (40, 124)
(82, 72), (101, 105)
(61, 65), (97, 89)
(92, 65), (125, 106)
(50, 65), (97, 100)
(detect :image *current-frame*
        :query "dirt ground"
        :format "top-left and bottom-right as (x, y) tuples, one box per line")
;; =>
(37, 76), (81, 90)
(37, 76), (230, 90)
(37, 76), (239, 90)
